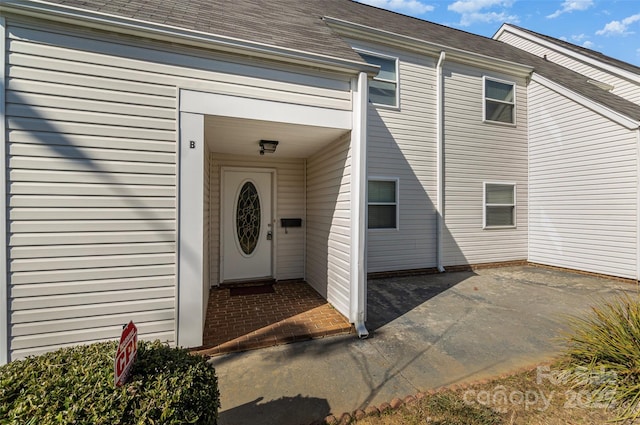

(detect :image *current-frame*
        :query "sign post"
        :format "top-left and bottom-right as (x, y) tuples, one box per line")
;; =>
(114, 321), (138, 387)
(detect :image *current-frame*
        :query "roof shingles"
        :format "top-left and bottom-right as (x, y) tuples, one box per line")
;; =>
(34, 0), (640, 121)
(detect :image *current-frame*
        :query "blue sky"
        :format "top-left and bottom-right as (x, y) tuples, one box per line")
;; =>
(355, 0), (640, 66)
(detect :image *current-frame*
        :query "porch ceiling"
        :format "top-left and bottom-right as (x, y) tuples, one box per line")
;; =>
(205, 115), (350, 158)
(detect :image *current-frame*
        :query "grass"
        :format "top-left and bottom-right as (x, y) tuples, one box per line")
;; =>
(353, 364), (619, 424)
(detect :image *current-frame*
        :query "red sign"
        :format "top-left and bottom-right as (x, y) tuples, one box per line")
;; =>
(114, 321), (138, 387)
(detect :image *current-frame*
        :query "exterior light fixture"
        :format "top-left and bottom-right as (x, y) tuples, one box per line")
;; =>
(259, 140), (279, 155)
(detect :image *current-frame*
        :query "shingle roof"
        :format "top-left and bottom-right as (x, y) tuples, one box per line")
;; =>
(505, 24), (640, 76)
(36, 0), (640, 122)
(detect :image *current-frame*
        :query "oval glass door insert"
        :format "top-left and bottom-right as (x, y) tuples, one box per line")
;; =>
(236, 182), (261, 255)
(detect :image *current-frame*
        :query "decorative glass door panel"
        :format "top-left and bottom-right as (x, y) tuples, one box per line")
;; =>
(236, 182), (261, 255)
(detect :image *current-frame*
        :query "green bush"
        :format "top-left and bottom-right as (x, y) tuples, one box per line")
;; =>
(0, 340), (220, 424)
(562, 294), (640, 421)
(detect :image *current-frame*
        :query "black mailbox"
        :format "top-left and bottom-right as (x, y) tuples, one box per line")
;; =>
(280, 218), (302, 228)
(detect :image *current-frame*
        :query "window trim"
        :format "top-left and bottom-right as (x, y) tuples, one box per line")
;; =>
(483, 181), (517, 229)
(482, 76), (516, 126)
(367, 177), (400, 231)
(357, 49), (399, 109)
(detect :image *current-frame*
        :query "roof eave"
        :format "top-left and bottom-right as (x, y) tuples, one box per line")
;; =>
(324, 16), (534, 77)
(0, 0), (379, 76)
(495, 24), (640, 85)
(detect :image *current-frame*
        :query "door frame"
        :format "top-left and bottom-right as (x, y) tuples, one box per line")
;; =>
(219, 166), (277, 284)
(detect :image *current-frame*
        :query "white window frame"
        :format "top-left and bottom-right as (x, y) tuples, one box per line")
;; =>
(357, 50), (399, 109)
(483, 182), (517, 229)
(368, 177), (399, 231)
(483, 76), (516, 126)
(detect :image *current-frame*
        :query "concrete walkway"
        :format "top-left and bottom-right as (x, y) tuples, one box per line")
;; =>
(209, 266), (635, 425)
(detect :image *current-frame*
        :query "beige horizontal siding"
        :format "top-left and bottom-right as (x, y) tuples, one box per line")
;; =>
(6, 15), (353, 359)
(347, 40), (438, 273)
(442, 62), (528, 266)
(528, 80), (638, 279)
(306, 135), (352, 318)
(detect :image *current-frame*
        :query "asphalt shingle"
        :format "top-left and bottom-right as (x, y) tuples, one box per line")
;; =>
(38, 0), (640, 121)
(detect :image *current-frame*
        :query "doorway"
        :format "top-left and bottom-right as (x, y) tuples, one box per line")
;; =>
(221, 169), (274, 282)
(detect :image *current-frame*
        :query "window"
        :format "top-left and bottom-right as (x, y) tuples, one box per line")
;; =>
(484, 77), (515, 124)
(359, 52), (398, 107)
(368, 179), (398, 229)
(484, 183), (516, 228)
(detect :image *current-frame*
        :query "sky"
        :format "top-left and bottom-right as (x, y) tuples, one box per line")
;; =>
(354, 0), (640, 66)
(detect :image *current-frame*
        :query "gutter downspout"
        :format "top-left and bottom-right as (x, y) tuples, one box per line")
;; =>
(352, 71), (369, 339)
(436, 51), (446, 273)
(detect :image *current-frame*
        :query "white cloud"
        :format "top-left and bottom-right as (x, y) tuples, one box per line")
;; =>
(356, 0), (434, 15)
(448, 0), (513, 13)
(547, 0), (594, 19)
(582, 40), (595, 49)
(447, 0), (517, 26)
(459, 11), (518, 26)
(596, 13), (640, 36)
(571, 33), (587, 42)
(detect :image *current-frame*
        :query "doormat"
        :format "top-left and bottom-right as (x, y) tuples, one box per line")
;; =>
(230, 285), (275, 296)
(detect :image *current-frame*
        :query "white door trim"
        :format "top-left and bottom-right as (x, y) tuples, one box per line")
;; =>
(220, 167), (277, 283)
(177, 112), (205, 348)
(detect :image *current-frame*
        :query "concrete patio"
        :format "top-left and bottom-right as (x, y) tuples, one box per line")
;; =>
(209, 265), (636, 425)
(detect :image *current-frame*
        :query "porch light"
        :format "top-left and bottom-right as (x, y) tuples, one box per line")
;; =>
(259, 140), (279, 155)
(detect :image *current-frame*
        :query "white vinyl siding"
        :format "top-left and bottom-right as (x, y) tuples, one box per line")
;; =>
(442, 63), (528, 266)
(351, 41), (438, 273)
(209, 154), (305, 284)
(497, 30), (640, 105)
(528, 80), (638, 279)
(6, 18), (352, 359)
(306, 135), (352, 318)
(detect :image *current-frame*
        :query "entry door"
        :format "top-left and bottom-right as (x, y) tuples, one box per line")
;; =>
(222, 170), (273, 281)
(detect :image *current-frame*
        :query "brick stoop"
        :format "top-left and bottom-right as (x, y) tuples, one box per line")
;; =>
(192, 281), (354, 357)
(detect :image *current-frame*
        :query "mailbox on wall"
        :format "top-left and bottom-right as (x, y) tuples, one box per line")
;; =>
(280, 218), (302, 234)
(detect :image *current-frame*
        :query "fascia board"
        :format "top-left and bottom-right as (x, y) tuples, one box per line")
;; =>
(531, 72), (640, 130)
(324, 16), (534, 77)
(0, 0), (378, 76)
(495, 24), (640, 85)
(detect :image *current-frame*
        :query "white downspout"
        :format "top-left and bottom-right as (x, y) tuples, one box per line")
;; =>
(351, 71), (369, 339)
(436, 51), (446, 273)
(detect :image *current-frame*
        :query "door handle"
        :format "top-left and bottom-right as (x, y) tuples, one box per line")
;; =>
(266, 231), (273, 240)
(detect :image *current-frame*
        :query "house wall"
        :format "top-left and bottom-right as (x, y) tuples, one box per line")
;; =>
(442, 62), (529, 266)
(347, 40), (439, 273)
(5, 17), (352, 359)
(306, 135), (352, 318)
(528, 80), (638, 279)
(208, 154), (306, 284)
(497, 30), (640, 105)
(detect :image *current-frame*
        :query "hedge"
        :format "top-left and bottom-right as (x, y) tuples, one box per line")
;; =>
(0, 340), (220, 424)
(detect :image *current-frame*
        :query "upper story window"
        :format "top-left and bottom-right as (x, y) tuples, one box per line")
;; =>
(359, 52), (398, 107)
(483, 77), (515, 125)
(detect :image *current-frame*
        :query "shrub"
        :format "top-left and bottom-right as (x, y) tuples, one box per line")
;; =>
(0, 340), (220, 424)
(562, 294), (640, 421)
